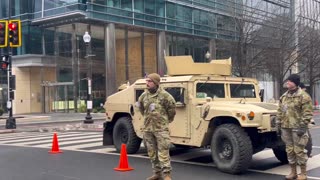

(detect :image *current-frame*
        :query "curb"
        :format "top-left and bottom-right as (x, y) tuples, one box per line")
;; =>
(13, 118), (105, 126)
(0, 119), (105, 133)
(0, 129), (16, 134)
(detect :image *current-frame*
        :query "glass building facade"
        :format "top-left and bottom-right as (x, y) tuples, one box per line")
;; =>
(0, 0), (319, 113)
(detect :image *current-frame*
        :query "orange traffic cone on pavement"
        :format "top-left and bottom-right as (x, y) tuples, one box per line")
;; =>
(114, 144), (134, 171)
(49, 132), (63, 154)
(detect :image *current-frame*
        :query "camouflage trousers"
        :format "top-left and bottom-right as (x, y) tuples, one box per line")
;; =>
(281, 128), (309, 165)
(143, 130), (171, 173)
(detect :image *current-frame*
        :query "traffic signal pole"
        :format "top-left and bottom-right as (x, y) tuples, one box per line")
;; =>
(5, 54), (15, 129)
(5, 0), (16, 129)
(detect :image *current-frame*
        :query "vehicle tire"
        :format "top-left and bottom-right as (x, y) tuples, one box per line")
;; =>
(211, 124), (253, 174)
(272, 146), (288, 164)
(113, 117), (141, 154)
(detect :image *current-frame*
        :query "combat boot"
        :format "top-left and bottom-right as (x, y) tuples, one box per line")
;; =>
(163, 172), (171, 180)
(146, 172), (162, 180)
(285, 164), (297, 180)
(297, 165), (307, 180)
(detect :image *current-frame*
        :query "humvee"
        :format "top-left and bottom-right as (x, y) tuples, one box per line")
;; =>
(103, 56), (287, 174)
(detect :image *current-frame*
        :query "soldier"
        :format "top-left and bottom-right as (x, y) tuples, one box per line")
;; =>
(300, 83), (315, 126)
(277, 74), (313, 180)
(137, 73), (176, 180)
(299, 83), (314, 158)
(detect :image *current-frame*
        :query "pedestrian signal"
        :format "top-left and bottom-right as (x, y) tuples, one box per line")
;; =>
(0, 20), (8, 47)
(1, 55), (9, 71)
(8, 20), (21, 47)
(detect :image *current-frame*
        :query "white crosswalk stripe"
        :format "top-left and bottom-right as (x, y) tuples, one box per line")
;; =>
(0, 131), (319, 178)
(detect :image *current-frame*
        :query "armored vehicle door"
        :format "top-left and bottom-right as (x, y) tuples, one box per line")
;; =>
(132, 88), (145, 138)
(164, 84), (191, 138)
(193, 81), (226, 126)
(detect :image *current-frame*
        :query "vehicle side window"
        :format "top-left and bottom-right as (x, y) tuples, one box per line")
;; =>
(135, 89), (144, 101)
(196, 83), (225, 98)
(165, 87), (184, 103)
(230, 84), (256, 98)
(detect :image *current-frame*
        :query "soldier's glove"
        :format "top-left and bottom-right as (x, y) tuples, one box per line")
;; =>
(296, 128), (307, 137)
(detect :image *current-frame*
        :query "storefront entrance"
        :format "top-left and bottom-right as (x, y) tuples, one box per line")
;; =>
(41, 81), (82, 113)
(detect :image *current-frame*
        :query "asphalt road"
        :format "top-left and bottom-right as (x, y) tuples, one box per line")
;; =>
(0, 145), (284, 180)
(0, 112), (318, 179)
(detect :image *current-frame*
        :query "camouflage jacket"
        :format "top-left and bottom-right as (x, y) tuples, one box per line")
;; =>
(138, 87), (176, 132)
(277, 88), (313, 129)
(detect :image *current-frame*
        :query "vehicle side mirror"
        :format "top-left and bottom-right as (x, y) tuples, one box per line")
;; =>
(259, 89), (264, 102)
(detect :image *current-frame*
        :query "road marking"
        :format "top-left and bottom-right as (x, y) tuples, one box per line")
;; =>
(307, 176), (320, 180)
(89, 147), (116, 153)
(307, 154), (320, 171)
(62, 142), (102, 149)
(0, 131), (319, 179)
(0, 131), (92, 139)
(13, 134), (102, 146)
(253, 149), (275, 160)
(0, 132), (100, 143)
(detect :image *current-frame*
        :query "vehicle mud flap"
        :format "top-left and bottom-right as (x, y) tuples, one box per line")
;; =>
(103, 122), (114, 145)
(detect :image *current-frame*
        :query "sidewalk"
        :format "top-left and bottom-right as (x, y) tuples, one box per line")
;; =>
(0, 112), (106, 133)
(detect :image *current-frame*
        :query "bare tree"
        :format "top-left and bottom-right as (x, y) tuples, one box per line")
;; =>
(230, 1), (291, 78)
(230, 2), (270, 77)
(299, 20), (320, 101)
(213, 1), (320, 99)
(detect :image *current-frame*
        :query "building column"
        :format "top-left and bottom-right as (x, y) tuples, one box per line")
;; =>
(141, 32), (145, 77)
(71, 24), (78, 112)
(209, 39), (216, 60)
(54, 27), (60, 81)
(105, 23), (117, 97)
(157, 31), (166, 75)
(41, 29), (45, 113)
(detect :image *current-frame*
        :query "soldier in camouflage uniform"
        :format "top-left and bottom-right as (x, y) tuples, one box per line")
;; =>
(137, 73), (176, 180)
(277, 74), (313, 180)
(300, 83), (314, 158)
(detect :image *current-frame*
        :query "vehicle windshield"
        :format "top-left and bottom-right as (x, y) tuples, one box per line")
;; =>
(196, 83), (225, 98)
(230, 84), (256, 98)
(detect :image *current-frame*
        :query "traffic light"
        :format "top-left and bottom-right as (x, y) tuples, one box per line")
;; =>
(1, 55), (9, 71)
(8, 20), (21, 47)
(0, 20), (8, 47)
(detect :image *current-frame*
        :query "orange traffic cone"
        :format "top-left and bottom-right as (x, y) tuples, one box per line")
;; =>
(49, 132), (63, 154)
(114, 144), (134, 171)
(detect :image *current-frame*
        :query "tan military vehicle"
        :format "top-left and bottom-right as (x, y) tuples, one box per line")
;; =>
(103, 56), (286, 174)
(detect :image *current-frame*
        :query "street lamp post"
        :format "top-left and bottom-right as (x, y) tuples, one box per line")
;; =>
(83, 31), (93, 124)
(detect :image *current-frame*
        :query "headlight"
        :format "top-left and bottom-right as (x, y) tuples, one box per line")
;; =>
(247, 111), (255, 120)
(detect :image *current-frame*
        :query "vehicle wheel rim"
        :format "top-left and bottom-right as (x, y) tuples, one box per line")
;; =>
(218, 137), (233, 160)
(119, 126), (128, 143)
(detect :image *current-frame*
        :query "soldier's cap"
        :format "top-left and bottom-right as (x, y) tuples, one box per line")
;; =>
(286, 74), (300, 86)
(147, 73), (161, 85)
